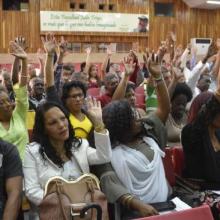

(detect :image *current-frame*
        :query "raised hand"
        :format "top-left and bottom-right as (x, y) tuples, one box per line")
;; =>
(171, 66), (185, 83)
(106, 44), (113, 56)
(206, 41), (218, 59)
(147, 53), (161, 78)
(157, 43), (167, 63)
(59, 36), (68, 55)
(37, 48), (45, 61)
(9, 41), (27, 60)
(85, 47), (92, 55)
(15, 36), (28, 51)
(86, 97), (103, 127)
(41, 33), (57, 54)
(143, 48), (150, 64)
(123, 57), (136, 77)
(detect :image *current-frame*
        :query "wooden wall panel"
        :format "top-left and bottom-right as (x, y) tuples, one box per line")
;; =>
(0, 0), (220, 55)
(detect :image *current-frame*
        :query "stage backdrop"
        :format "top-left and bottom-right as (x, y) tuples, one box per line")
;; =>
(40, 11), (149, 33)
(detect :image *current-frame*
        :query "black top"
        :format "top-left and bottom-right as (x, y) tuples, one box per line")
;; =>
(182, 97), (220, 190)
(0, 140), (23, 218)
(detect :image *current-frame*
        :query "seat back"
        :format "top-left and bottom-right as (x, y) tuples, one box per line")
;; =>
(135, 86), (145, 95)
(87, 87), (100, 98)
(135, 93), (145, 110)
(172, 146), (185, 176)
(135, 205), (213, 220)
(163, 148), (176, 186)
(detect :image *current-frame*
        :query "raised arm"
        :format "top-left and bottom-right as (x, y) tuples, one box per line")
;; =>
(187, 41), (217, 91)
(9, 41), (28, 87)
(84, 47), (92, 75)
(111, 58), (135, 101)
(168, 66), (185, 98)
(86, 97), (112, 164)
(147, 53), (171, 123)
(101, 45), (112, 77)
(11, 37), (28, 85)
(41, 34), (57, 88)
(36, 48), (45, 78)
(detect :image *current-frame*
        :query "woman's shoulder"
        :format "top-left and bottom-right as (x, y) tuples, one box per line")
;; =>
(71, 138), (88, 151)
(26, 142), (41, 154)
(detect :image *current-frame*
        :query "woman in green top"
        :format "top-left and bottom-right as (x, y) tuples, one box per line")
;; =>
(0, 41), (28, 159)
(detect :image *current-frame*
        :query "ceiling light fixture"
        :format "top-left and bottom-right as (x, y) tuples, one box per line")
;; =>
(206, 0), (220, 4)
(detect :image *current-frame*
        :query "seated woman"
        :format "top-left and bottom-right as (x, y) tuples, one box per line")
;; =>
(23, 98), (112, 216)
(88, 64), (102, 89)
(165, 82), (192, 146)
(181, 82), (220, 189)
(96, 54), (171, 219)
(0, 41), (28, 159)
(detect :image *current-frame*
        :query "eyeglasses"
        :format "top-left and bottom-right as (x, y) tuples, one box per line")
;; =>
(67, 93), (84, 100)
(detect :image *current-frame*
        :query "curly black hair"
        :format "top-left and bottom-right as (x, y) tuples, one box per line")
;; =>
(103, 100), (135, 147)
(195, 95), (220, 127)
(61, 80), (87, 107)
(31, 101), (81, 168)
(171, 83), (193, 103)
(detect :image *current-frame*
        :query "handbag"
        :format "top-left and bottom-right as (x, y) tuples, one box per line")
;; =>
(39, 174), (109, 220)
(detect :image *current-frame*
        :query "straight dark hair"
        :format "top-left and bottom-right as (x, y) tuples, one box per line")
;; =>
(32, 101), (81, 167)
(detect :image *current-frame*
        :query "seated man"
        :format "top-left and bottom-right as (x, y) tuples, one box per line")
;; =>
(0, 140), (23, 220)
(29, 77), (45, 111)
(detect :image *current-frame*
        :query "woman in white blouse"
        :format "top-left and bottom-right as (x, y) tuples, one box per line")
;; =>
(23, 98), (111, 216)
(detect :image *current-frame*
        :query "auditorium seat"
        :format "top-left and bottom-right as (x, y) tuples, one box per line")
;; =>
(135, 86), (145, 95)
(134, 205), (214, 220)
(87, 87), (101, 98)
(135, 93), (145, 110)
(171, 146), (185, 176)
(163, 148), (176, 186)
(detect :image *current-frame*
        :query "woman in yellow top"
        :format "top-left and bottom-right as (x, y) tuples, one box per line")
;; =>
(61, 81), (93, 139)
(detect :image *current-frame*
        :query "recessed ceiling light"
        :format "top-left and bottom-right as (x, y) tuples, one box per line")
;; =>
(207, 0), (220, 4)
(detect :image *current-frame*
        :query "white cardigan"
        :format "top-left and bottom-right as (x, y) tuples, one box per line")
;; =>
(23, 130), (112, 206)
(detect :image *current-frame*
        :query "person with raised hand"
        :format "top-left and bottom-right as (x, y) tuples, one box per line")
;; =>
(94, 52), (171, 219)
(0, 40), (29, 159)
(23, 95), (112, 219)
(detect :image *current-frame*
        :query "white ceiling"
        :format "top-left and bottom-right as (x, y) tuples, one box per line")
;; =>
(182, 0), (220, 9)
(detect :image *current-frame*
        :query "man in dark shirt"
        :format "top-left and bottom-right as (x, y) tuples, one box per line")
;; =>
(0, 140), (23, 220)
(28, 77), (45, 111)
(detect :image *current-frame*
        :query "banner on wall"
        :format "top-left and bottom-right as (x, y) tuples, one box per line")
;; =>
(40, 11), (149, 33)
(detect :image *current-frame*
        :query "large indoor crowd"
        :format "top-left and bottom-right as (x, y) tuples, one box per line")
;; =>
(1, 32), (220, 220)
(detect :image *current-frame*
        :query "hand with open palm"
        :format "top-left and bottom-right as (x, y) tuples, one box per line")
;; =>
(123, 57), (136, 77)
(147, 53), (161, 79)
(41, 33), (57, 55)
(9, 41), (27, 60)
(86, 97), (103, 127)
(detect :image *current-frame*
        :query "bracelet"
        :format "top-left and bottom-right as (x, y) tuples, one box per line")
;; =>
(155, 78), (164, 85)
(20, 75), (28, 78)
(153, 75), (163, 81)
(126, 196), (134, 209)
(94, 122), (105, 132)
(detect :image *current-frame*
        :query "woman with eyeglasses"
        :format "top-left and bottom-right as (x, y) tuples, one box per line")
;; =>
(0, 41), (28, 159)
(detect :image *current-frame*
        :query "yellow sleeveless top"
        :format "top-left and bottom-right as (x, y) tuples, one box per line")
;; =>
(69, 113), (92, 139)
